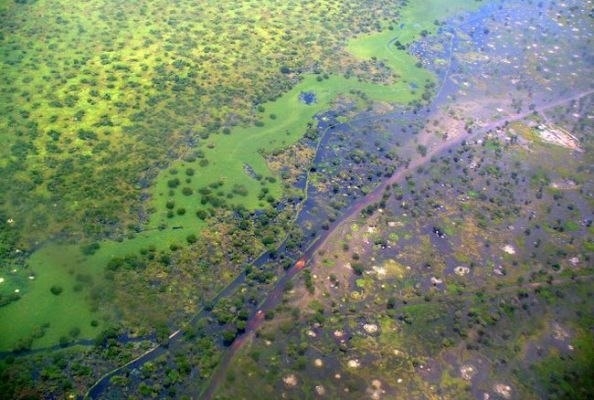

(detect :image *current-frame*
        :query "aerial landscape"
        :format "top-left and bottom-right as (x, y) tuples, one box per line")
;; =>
(0, 0), (592, 398)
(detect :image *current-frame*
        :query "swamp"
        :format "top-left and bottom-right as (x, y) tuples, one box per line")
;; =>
(0, 0), (592, 399)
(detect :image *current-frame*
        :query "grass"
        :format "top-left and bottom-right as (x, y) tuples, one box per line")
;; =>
(0, 245), (102, 350)
(0, 222), (204, 350)
(149, 72), (428, 229)
(0, 0), (482, 352)
(4, 22), (422, 352)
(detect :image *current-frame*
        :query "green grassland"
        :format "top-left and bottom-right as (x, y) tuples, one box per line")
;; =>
(0, 0), (479, 352)
(148, 72), (429, 230)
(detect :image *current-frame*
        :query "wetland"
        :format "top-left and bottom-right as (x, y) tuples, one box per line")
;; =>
(1, 0), (592, 399)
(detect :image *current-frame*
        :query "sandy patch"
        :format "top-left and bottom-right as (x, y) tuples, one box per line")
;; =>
(363, 323), (379, 335)
(460, 364), (477, 381)
(283, 374), (298, 387)
(493, 383), (512, 399)
(536, 124), (582, 151)
(502, 244), (516, 255)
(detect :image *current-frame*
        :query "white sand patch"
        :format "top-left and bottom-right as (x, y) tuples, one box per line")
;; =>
(460, 364), (477, 381)
(550, 179), (577, 190)
(283, 374), (298, 387)
(372, 266), (386, 277)
(367, 379), (385, 400)
(493, 383), (512, 399)
(536, 124), (582, 151)
(493, 266), (505, 276)
(430, 276), (443, 285)
(552, 322), (570, 341)
(502, 244), (516, 255)
(363, 323), (378, 335)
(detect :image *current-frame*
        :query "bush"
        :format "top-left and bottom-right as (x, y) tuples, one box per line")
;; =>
(50, 285), (64, 295)
(416, 144), (427, 157)
(222, 328), (238, 346)
(81, 242), (100, 255)
(167, 178), (180, 188)
(186, 234), (197, 244)
(196, 209), (208, 220)
(351, 263), (364, 275)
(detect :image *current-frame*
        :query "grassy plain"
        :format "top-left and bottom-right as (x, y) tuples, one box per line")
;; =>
(0, 0), (446, 351)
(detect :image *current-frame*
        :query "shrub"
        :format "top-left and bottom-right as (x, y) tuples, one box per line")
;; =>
(351, 263), (364, 275)
(81, 242), (100, 255)
(196, 209), (208, 220)
(167, 178), (180, 188)
(50, 285), (64, 295)
(186, 234), (197, 244)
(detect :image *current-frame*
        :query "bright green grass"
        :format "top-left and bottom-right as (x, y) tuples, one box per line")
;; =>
(149, 72), (425, 228)
(0, 226), (196, 351)
(0, 245), (102, 350)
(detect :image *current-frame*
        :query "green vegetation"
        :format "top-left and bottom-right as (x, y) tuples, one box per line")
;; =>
(4, 0), (592, 399)
(0, 0), (452, 352)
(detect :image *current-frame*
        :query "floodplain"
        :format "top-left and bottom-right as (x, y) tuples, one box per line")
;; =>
(0, 0), (592, 399)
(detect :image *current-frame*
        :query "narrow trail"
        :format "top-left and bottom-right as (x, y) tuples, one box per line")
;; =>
(198, 87), (594, 400)
(320, 87), (594, 251)
(195, 7), (594, 395)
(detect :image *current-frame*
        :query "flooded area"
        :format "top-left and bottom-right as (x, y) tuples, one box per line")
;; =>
(1, 0), (592, 399)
